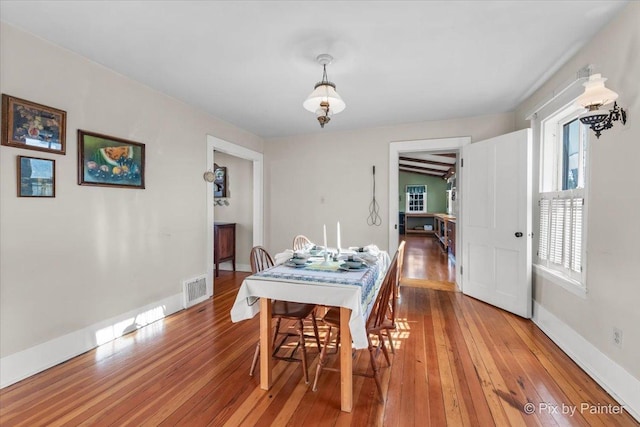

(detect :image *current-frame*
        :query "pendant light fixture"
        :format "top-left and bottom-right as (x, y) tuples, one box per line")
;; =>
(303, 54), (346, 128)
(575, 73), (627, 138)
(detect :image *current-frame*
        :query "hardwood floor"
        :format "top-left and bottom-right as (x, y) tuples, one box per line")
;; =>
(1, 271), (637, 426)
(401, 234), (456, 290)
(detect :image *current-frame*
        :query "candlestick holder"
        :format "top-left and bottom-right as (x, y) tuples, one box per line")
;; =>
(322, 247), (331, 265)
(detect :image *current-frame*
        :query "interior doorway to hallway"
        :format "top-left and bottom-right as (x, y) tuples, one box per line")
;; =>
(206, 135), (264, 297)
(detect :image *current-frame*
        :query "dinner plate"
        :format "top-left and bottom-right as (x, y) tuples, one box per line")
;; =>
(339, 263), (367, 271)
(285, 261), (309, 268)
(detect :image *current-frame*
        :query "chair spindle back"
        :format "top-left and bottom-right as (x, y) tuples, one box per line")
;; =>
(250, 246), (275, 274)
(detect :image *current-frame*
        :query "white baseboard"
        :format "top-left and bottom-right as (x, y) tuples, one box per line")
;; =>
(0, 292), (184, 389)
(217, 261), (251, 273)
(532, 301), (640, 422)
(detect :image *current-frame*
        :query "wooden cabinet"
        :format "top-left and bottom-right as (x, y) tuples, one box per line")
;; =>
(435, 216), (446, 245)
(214, 222), (236, 277)
(404, 213), (435, 235)
(434, 214), (456, 258)
(447, 220), (456, 258)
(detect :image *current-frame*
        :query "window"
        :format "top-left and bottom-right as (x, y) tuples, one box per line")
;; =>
(406, 185), (427, 213)
(538, 104), (588, 287)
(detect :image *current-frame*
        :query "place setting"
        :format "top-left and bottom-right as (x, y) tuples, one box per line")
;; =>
(338, 255), (369, 271)
(284, 253), (312, 268)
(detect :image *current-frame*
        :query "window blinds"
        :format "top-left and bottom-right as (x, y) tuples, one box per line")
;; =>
(538, 192), (583, 276)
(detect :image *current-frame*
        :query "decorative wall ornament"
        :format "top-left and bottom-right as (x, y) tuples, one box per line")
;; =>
(213, 163), (227, 198)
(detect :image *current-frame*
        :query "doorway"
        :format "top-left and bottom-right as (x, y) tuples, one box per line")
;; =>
(206, 135), (264, 297)
(388, 136), (470, 290)
(399, 152), (458, 290)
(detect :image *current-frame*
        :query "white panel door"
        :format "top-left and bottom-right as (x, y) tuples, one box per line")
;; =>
(461, 129), (532, 318)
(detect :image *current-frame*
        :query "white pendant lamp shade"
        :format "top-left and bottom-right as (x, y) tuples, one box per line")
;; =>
(303, 54), (345, 127)
(575, 73), (619, 109)
(303, 83), (346, 115)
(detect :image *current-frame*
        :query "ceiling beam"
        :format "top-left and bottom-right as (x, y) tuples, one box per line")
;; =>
(399, 166), (446, 177)
(399, 161), (449, 173)
(399, 156), (455, 167)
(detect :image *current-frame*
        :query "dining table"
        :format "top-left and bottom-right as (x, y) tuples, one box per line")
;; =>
(230, 247), (390, 412)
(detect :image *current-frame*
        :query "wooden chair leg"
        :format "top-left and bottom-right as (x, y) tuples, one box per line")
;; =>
(378, 332), (391, 366)
(310, 310), (322, 351)
(386, 329), (396, 354)
(368, 341), (384, 402)
(297, 320), (309, 384)
(249, 341), (260, 376)
(312, 326), (333, 392)
(272, 318), (282, 351)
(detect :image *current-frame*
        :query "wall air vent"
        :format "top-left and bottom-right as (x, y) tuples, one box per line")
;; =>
(183, 275), (208, 309)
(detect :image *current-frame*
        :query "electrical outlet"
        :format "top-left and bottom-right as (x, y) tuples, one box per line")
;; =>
(612, 327), (623, 348)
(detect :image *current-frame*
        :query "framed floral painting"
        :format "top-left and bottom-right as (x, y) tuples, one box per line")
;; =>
(78, 130), (145, 189)
(1, 94), (67, 155)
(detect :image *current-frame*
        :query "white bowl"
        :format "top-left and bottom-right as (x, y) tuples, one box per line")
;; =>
(345, 260), (364, 268)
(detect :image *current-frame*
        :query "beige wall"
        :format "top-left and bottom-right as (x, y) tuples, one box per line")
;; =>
(0, 23), (263, 358)
(213, 151), (253, 270)
(264, 112), (514, 255)
(514, 2), (640, 378)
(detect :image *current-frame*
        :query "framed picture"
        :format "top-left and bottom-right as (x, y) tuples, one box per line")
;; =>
(213, 163), (227, 198)
(17, 155), (55, 197)
(2, 94), (67, 155)
(78, 130), (145, 189)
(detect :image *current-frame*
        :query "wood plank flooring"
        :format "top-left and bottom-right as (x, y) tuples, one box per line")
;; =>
(1, 269), (637, 425)
(401, 234), (455, 282)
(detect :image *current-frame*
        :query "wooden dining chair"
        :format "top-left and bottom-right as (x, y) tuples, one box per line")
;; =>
(292, 235), (313, 251)
(249, 245), (274, 273)
(248, 246), (321, 383)
(384, 240), (405, 353)
(311, 249), (399, 401)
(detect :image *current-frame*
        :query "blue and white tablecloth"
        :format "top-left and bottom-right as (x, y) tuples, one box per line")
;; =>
(230, 252), (390, 349)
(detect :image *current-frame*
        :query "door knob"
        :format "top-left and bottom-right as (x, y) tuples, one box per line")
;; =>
(515, 232), (523, 237)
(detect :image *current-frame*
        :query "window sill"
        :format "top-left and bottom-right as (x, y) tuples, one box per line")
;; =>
(533, 264), (587, 299)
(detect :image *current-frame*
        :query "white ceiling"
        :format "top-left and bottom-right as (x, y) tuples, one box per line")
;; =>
(0, 1), (627, 139)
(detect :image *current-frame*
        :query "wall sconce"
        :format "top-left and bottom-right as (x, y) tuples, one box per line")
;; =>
(575, 73), (627, 138)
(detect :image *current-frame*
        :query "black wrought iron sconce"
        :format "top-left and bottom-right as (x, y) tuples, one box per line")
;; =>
(576, 74), (627, 139)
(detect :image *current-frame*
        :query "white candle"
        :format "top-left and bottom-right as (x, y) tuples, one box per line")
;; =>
(337, 221), (341, 251)
(323, 224), (327, 249)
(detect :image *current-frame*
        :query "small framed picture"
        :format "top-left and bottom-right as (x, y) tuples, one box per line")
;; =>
(78, 130), (145, 189)
(17, 155), (55, 197)
(2, 94), (67, 155)
(213, 163), (227, 198)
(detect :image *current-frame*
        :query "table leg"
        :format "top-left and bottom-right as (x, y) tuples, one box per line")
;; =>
(260, 297), (273, 390)
(340, 306), (353, 412)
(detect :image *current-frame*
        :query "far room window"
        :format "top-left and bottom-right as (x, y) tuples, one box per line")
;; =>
(538, 103), (588, 288)
(406, 184), (427, 213)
